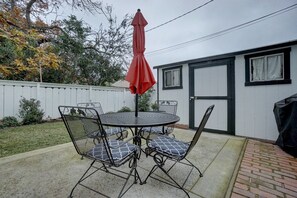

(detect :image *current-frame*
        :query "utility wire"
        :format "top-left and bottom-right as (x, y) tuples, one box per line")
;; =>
(145, 3), (297, 55)
(126, 0), (214, 38)
(145, 0), (214, 33)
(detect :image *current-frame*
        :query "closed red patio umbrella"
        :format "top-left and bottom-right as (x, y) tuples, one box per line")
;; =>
(126, 9), (156, 117)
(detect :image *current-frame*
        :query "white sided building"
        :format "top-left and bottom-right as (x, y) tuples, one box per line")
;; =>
(153, 40), (297, 141)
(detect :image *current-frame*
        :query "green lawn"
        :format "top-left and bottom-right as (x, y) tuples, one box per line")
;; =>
(0, 121), (71, 158)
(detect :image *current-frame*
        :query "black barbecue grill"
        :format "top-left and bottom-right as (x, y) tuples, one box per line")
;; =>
(273, 93), (297, 157)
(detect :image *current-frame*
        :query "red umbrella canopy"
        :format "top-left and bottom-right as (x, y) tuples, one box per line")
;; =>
(125, 9), (156, 94)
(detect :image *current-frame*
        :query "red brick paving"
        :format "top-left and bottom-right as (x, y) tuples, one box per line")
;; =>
(231, 139), (297, 198)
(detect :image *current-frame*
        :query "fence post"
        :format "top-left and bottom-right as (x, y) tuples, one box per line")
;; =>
(36, 82), (40, 101)
(123, 88), (126, 107)
(89, 85), (92, 102)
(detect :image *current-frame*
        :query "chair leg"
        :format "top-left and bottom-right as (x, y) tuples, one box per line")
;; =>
(185, 158), (203, 177)
(71, 158), (141, 198)
(143, 164), (158, 184)
(144, 163), (190, 198)
(70, 160), (96, 196)
(158, 165), (190, 198)
(144, 154), (204, 198)
(118, 156), (142, 198)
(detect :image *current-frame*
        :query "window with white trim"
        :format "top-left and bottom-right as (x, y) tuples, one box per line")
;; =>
(250, 53), (284, 82)
(245, 48), (291, 86)
(163, 66), (182, 89)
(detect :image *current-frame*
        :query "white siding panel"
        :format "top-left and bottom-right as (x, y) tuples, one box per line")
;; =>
(77, 88), (88, 104)
(63, 88), (71, 106)
(57, 88), (66, 106)
(13, 86), (22, 116)
(45, 88), (53, 118)
(124, 90), (135, 110)
(0, 86), (4, 118)
(4, 85), (14, 117)
(70, 88), (77, 105)
(30, 86), (36, 99)
(52, 88), (60, 118)
(21, 86), (31, 100)
(39, 87), (46, 115)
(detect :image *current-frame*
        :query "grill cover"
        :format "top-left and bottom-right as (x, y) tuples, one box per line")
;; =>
(273, 93), (297, 157)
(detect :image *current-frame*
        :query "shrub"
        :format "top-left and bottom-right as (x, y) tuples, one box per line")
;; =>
(138, 88), (154, 112)
(19, 98), (44, 125)
(1, 116), (19, 128)
(151, 103), (159, 111)
(117, 106), (131, 112)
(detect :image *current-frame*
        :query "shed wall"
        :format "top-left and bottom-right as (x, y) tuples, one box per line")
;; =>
(235, 45), (297, 140)
(156, 42), (297, 141)
(158, 64), (189, 125)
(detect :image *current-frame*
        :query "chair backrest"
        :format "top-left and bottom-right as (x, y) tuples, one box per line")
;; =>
(58, 106), (114, 164)
(157, 100), (178, 115)
(77, 102), (104, 115)
(186, 105), (215, 155)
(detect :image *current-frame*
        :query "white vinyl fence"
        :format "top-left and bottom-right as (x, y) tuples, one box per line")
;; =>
(0, 80), (135, 120)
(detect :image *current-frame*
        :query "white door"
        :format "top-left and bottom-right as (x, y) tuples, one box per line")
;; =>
(189, 58), (235, 135)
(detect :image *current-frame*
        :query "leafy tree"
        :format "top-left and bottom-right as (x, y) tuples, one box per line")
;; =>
(0, 1), (61, 80)
(0, 0), (132, 85)
(50, 15), (127, 85)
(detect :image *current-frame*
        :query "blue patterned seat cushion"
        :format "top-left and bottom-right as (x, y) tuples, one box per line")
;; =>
(105, 127), (125, 136)
(142, 126), (173, 135)
(148, 136), (189, 159)
(87, 139), (139, 164)
(142, 126), (163, 134)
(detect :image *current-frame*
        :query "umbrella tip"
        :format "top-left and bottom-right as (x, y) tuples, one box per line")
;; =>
(137, 9), (141, 12)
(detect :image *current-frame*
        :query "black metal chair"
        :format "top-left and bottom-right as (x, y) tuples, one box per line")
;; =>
(77, 102), (128, 140)
(143, 105), (214, 197)
(59, 106), (142, 197)
(141, 100), (178, 136)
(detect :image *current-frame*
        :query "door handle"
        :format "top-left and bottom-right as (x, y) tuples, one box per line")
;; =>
(190, 96), (195, 101)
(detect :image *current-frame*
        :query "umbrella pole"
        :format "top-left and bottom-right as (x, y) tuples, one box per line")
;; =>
(134, 94), (140, 146)
(135, 94), (138, 117)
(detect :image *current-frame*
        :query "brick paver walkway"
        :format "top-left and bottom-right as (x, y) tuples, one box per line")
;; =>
(231, 139), (297, 198)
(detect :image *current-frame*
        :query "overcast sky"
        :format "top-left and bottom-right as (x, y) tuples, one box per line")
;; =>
(55, 0), (297, 71)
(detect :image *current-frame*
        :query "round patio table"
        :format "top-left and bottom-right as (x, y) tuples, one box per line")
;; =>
(100, 111), (180, 146)
(100, 111), (180, 128)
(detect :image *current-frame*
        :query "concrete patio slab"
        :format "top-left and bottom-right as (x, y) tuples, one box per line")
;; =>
(0, 129), (245, 198)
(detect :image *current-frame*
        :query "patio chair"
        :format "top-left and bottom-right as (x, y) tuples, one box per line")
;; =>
(58, 106), (142, 197)
(141, 100), (178, 137)
(143, 105), (214, 197)
(77, 102), (128, 141)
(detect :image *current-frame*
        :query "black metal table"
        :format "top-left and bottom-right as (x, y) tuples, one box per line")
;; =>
(100, 112), (180, 146)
